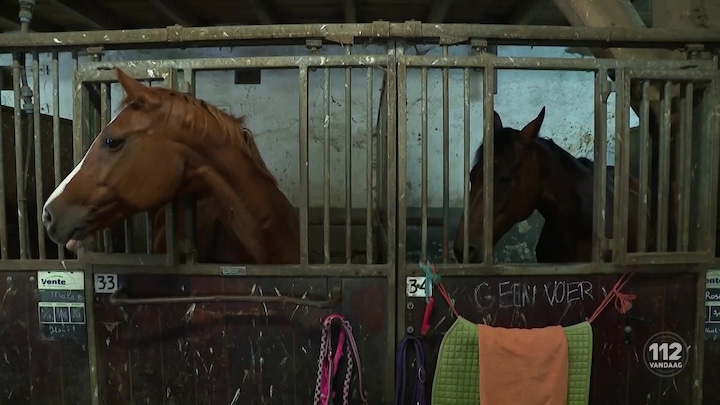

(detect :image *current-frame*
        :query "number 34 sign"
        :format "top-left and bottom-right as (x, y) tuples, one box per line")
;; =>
(642, 331), (689, 378)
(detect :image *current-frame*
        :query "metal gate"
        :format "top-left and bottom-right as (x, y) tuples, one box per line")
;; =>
(0, 22), (718, 405)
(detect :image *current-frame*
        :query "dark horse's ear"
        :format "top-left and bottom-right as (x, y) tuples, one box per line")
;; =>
(493, 111), (503, 132)
(518, 106), (545, 143)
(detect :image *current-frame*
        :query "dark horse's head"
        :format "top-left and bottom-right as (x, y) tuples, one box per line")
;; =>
(453, 107), (548, 263)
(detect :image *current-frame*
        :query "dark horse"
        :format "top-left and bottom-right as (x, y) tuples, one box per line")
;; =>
(454, 107), (653, 263)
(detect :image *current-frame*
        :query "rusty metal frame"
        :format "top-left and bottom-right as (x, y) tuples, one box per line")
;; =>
(0, 22), (718, 405)
(0, 22), (720, 50)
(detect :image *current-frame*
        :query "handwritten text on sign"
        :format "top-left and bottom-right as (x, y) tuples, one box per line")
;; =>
(474, 280), (596, 311)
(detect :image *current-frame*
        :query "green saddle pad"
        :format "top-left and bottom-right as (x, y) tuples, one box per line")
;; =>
(431, 316), (593, 405)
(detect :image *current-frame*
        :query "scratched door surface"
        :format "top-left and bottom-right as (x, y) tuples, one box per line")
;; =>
(402, 272), (699, 405)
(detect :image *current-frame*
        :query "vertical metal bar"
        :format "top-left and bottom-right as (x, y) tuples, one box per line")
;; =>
(386, 47), (397, 268)
(679, 82), (693, 251)
(612, 69), (630, 262)
(32, 52), (45, 259)
(692, 269), (706, 405)
(13, 54), (28, 259)
(637, 80), (651, 253)
(84, 267), (101, 405)
(656, 81), (672, 252)
(100, 82), (112, 254)
(441, 46), (450, 264)
(592, 69), (608, 262)
(397, 56), (407, 266)
(323, 67), (330, 264)
(144, 212), (153, 254)
(52, 52), (63, 259)
(183, 195), (196, 263)
(344, 46), (352, 264)
(299, 66), (310, 265)
(366, 67), (373, 264)
(71, 53), (84, 259)
(420, 67), (428, 262)
(0, 61), (6, 259)
(700, 79), (719, 255)
(164, 201), (176, 265)
(462, 68), (470, 264)
(482, 66), (495, 264)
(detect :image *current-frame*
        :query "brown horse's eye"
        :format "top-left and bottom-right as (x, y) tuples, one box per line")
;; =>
(103, 137), (124, 150)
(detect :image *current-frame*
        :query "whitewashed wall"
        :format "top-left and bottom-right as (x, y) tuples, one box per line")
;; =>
(0, 44), (638, 213)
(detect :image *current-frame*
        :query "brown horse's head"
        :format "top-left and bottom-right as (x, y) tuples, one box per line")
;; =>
(42, 68), (189, 250)
(453, 107), (546, 263)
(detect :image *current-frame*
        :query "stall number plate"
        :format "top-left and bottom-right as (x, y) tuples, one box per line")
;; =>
(94, 274), (119, 294)
(406, 276), (431, 298)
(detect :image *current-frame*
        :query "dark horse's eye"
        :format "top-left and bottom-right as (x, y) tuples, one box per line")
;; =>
(103, 137), (124, 150)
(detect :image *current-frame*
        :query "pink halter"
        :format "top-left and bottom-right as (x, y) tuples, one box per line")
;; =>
(313, 314), (368, 405)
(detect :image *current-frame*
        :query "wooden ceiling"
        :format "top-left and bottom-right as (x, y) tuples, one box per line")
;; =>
(0, 0), (652, 33)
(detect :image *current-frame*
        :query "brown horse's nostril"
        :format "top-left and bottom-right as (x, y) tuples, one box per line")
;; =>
(42, 208), (53, 229)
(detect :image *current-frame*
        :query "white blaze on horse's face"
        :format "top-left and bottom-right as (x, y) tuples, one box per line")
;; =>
(43, 105), (128, 213)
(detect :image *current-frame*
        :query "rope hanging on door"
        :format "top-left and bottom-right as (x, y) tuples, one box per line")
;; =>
(313, 313), (368, 405)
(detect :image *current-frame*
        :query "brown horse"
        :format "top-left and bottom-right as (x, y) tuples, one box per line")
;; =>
(41, 67), (300, 264)
(453, 107), (652, 263)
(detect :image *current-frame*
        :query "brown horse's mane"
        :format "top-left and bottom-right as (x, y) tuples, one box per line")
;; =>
(120, 86), (278, 185)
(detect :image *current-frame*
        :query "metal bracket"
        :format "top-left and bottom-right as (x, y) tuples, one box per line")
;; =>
(85, 46), (104, 61)
(306, 39), (323, 54)
(685, 43), (711, 60)
(470, 39), (488, 55)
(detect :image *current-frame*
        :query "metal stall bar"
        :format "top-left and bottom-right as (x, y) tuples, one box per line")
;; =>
(385, 44), (397, 268)
(462, 67), (470, 264)
(52, 51), (63, 259)
(345, 46), (353, 264)
(441, 45), (450, 264)
(636, 80), (651, 253)
(2, 23), (720, 51)
(99, 81), (112, 253)
(656, 81), (672, 252)
(366, 67), (374, 264)
(592, 68), (609, 262)
(299, 65), (310, 265)
(420, 66), (428, 261)
(612, 69), (630, 262)
(323, 67), (331, 264)
(677, 82), (694, 251)
(13, 53), (28, 259)
(397, 48), (408, 266)
(32, 52), (46, 260)
(482, 66), (495, 264)
(0, 63), (6, 259)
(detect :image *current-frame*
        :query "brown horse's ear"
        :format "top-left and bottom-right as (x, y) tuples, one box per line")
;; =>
(115, 67), (160, 108)
(518, 106), (545, 142)
(493, 111), (503, 132)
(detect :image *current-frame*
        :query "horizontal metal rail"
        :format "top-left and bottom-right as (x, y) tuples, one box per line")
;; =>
(1, 22), (720, 50)
(108, 287), (341, 308)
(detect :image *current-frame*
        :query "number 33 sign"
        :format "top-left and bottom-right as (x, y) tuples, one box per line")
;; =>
(94, 274), (120, 294)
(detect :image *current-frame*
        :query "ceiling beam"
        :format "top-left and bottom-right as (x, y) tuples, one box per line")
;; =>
(427, 0), (453, 23)
(344, 0), (357, 23)
(249, 0), (277, 24)
(149, 0), (201, 26)
(48, 0), (127, 30)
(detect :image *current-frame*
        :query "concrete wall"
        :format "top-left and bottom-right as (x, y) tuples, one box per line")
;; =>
(0, 43), (638, 263)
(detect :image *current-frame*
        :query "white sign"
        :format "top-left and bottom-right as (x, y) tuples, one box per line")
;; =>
(406, 276), (431, 298)
(37, 271), (84, 290)
(642, 331), (689, 378)
(94, 274), (119, 294)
